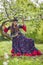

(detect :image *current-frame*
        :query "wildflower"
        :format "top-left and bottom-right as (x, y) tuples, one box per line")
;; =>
(4, 53), (9, 59)
(3, 62), (8, 65)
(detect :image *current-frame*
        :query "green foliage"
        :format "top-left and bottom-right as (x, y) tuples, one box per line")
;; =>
(0, 0), (43, 43)
(25, 20), (43, 43)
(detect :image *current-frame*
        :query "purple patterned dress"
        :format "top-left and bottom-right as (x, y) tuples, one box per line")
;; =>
(10, 24), (42, 56)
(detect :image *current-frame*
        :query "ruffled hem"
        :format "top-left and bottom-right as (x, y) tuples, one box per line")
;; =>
(11, 49), (42, 56)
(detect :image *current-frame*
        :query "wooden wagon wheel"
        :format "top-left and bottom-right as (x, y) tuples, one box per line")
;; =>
(1, 19), (13, 39)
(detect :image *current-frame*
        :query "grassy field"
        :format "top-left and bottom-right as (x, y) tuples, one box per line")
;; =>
(0, 41), (43, 65)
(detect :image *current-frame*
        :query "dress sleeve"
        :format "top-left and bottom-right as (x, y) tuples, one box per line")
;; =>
(19, 25), (27, 32)
(19, 25), (23, 28)
(4, 26), (11, 33)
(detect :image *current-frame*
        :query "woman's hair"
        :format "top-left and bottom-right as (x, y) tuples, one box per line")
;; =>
(11, 23), (19, 33)
(12, 17), (18, 22)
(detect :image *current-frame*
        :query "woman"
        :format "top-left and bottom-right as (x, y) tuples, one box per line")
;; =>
(4, 18), (42, 56)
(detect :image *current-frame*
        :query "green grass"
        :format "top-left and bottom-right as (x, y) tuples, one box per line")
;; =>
(0, 41), (43, 65)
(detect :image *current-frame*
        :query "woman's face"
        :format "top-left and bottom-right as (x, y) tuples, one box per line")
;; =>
(13, 21), (17, 25)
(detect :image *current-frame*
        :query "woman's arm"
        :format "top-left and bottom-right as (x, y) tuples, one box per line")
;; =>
(19, 25), (27, 32)
(19, 18), (27, 32)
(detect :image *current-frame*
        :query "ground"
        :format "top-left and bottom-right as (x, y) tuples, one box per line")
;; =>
(0, 41), (43, 65)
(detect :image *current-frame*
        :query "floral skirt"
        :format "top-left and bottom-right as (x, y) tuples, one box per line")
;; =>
(11, 34), (42, 56)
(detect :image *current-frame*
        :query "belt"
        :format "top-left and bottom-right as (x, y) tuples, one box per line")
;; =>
(11, 33), (19, 38)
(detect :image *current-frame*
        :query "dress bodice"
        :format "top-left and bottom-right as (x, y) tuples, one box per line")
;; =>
(11, 25), (21, 36)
